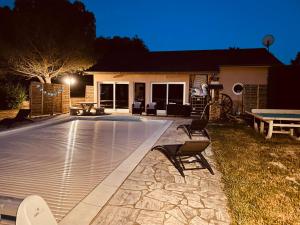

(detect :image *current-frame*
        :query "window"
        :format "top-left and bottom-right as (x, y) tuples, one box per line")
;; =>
(232, 83), (244, 95)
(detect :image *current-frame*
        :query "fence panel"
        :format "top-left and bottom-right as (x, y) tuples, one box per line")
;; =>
(30, 82), (70, 116)
(243, 84), (267, 112)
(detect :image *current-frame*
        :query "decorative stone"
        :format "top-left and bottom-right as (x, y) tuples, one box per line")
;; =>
(179, 205), (198, 220)
(202, 198), (227, 209)
(135, 196), (164, 210)
(149, 182), (164, 190)
(142, 166), (156, 175)
(109, 190), (141, 206)
(174, 175), (185, 184)
(165, 183), (198, 192)
(164, 215), (185, 225)
(209, 219), (230, 225)
(155, 169), (175, 183)
(190, 216), (209, 225)
(122, 179), (148, 190)
(199, 208), (215, 220)
(180, 199), (188, 205)
(146, 189), (183, 205)
(129, 173), (156, 182)
(215, 209), (231, 222)
(166, 207), (187, 224)
(91, 206), (139, 225)
(136, 210), (165, 225)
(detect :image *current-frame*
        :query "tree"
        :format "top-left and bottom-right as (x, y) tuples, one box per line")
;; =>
(0, 0), (96, 83)
(94, 36), (148, 66)
(291, 52), (300, 65)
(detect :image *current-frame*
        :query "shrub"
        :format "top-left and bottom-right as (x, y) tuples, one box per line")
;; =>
(0, 82), (27, 109)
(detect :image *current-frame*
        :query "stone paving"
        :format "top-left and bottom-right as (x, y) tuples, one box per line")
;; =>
(91, 118), (231, 225)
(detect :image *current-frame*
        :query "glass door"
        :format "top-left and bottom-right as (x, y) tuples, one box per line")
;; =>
(99, 82), (129, 111)
(152, 84), (167, 110)
(100, 83), (114, 109)
(115, 83), (129, 109)
(151, 82), (185, 115)
(134, 83), (146, 110)
(168, 84), (184, 104)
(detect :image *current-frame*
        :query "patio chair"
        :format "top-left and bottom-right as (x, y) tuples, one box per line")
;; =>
(151, 136), (214, 177)
(0, 109), (33, 128)
(146, 102), (157, 115)
(177, 115), (209, 139)
(132, 101), (143, 115)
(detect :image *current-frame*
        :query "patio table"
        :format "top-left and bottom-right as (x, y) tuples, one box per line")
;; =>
(78, 102), (97, 115)
(246, 109), (300, 140)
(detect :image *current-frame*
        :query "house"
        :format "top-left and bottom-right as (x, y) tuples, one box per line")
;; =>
(86, 48), (282, 115)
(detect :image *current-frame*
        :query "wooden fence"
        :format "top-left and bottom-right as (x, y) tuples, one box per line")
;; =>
(70, 85), (94, 106)
(242, 84), (267, 112)
(29, 82), (70, 116)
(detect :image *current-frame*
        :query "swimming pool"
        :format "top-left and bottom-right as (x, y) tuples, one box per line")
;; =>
(0, 118), (170, 222)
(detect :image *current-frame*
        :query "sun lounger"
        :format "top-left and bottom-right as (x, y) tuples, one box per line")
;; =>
(0, 109), (32, 128)
(151, 137), (214, 177)
(177, 116), (209, 139)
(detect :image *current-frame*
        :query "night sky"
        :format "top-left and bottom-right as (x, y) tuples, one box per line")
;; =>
(1, 0), (300, 64)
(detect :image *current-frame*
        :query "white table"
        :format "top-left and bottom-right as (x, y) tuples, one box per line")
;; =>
(246, 109), (300, 140)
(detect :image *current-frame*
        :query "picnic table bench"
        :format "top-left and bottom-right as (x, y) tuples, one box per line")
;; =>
(246, 109), (300, 140)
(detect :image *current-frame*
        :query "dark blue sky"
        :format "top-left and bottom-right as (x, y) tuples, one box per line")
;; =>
(1, 0), (300, 64)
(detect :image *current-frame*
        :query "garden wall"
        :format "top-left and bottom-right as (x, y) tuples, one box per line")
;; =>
(29, 82), (70, 116)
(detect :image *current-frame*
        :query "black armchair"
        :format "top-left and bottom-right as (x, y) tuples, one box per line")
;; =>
(146, 102), (157, 115)
(132, 101), (143, 115)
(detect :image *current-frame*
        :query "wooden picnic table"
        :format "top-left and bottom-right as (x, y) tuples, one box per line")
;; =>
(78, 102), (97, 114)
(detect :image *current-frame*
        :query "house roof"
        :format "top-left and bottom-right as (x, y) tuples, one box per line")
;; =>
(88, 48), (283, 72)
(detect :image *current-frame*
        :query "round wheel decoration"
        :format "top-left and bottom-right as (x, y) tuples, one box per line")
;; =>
(220, 93), (233, 116)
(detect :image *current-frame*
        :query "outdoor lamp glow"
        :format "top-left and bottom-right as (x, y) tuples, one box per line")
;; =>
(64, 76), (76, 86)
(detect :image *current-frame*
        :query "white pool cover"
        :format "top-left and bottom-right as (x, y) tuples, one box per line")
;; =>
(0, 119), (168, 221)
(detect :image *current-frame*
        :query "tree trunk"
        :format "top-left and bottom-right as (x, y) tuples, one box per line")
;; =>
(44, 77), (51, 84)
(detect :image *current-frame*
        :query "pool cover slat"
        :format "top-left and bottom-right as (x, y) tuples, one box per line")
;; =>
(0, 120), (166, 221)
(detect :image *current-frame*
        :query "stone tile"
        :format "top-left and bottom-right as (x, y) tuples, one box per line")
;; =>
(164, 215), (186, 225)
(201, 198), (227, 209)
(136, 210), (165, 225)
(149, 182), (164, 190)
(179, 205), (198, 220)
(209, 219), (230, 225)
(184, 193), (204, 209)
(122, 179), (148, 191)
(174, 174), (186, 184)
(215, 209), (231, 222)
(166, 207), (188, 224)
(189, 216), (209, 225)
(129, 172), (156, 182)
(91, 206), (139, 225)
(155, 169), (175, 183)
(109, 189), (141, 206)
(135, 196), (164, 210)
(146, 189), (183, 205)
(165, 183), (199, 192)
(199, 208), (216, 220)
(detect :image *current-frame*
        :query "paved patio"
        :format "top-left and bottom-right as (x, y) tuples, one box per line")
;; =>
(91, 117), (231, 225)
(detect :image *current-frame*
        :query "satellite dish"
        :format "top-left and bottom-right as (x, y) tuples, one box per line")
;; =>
(262, 34), (275, 51)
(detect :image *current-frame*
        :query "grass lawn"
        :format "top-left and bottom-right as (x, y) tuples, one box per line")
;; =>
(209, 122), (300, 225)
